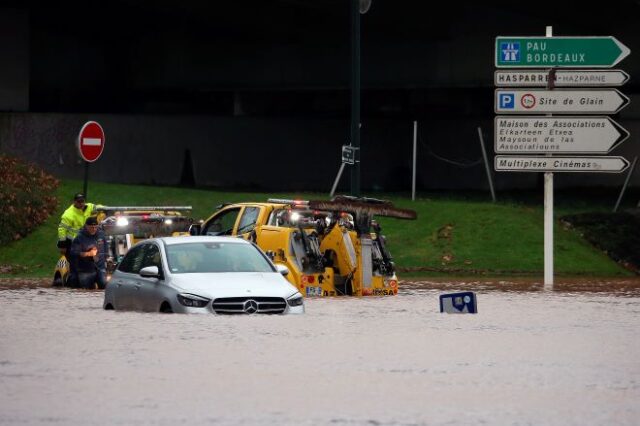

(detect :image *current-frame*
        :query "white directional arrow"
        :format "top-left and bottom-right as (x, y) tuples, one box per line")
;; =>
(495, 89), (629, 114)
(494, 69), (630, 87)
(495, 116), (629, 154)
(495, 156), (629, 173)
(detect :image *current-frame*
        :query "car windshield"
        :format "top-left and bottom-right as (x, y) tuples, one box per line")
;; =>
(166, 242), (274, 274)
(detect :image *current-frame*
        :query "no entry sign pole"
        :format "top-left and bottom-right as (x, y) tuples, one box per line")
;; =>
(77, 121), (106, 199)
(83, 162), (89, 198)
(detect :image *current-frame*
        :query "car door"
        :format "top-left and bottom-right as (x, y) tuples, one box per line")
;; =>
(111, 244), (145, 310)
(135, 243), (166, 312)
(236, 206), (262, 241)
(202, 207), (242, 236)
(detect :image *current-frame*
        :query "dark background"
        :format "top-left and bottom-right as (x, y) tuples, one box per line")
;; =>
(1, 0), (639, 192)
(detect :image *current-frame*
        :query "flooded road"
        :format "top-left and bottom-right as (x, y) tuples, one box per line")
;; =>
(1, 279), (639, 425)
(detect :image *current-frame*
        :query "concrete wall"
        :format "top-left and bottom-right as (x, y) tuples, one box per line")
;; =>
(1, 113), (639, 192)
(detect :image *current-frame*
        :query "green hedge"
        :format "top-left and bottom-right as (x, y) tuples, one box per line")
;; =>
(0, 155), (59, 246)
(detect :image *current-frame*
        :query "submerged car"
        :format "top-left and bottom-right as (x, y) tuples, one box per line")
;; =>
(103, 236), (304, 314)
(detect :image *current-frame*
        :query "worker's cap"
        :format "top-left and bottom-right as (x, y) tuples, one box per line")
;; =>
(73, 193), (86, 201)
(85, 216), (98, 226)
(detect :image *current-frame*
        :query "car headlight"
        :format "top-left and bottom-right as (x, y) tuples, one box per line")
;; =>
(116, 217), (129, 227)
(287, 293), (304, 307)
(177, 293), (211, 308)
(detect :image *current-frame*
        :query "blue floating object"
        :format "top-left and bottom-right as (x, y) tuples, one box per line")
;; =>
(439, 291), (477, 314)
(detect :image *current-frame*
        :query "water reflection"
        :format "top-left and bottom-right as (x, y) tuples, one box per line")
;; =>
(401, 276), (640, 297)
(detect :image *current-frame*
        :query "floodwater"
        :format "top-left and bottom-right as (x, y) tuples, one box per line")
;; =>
(1, 278), (639, 425)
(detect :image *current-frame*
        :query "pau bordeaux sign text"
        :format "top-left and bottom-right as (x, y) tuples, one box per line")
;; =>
(495, 36), (630, 68)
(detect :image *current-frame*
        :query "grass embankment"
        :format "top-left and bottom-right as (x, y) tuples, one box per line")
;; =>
(383, 195), (630, 278)
(561, 211), (640, 273)
(0, 180), (633, 279)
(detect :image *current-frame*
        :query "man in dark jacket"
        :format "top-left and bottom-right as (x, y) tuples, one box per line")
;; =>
(70, 216), (109, 289)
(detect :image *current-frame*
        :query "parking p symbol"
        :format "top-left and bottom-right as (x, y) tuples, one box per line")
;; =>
(499, 93), (515, 109)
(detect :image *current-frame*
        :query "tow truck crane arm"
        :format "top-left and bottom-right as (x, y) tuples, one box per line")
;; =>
(308, 197), (416, 221)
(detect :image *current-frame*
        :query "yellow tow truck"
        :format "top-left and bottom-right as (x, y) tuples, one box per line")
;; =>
(190, 196), (416, 296)
(53, 206), (193, 287)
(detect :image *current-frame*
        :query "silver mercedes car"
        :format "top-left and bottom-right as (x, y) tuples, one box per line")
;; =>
(103, 236), (304, 314)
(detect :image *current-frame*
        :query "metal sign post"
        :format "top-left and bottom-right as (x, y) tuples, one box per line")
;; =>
(350, 0), (361, 197)
(412, 121), (417, 201)
(83, 161), (89, 198)
(477, 127), (496, 202)
(330, 163), (347, 198)
(613, 156), (638, 212)
(544, 26), (554, 288)
(494, 28), (631, 289)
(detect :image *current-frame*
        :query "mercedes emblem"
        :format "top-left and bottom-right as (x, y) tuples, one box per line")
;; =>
(243, 299), (259, 314)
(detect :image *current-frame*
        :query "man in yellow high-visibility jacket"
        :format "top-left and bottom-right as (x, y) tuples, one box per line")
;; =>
(57, 193), (102, 256)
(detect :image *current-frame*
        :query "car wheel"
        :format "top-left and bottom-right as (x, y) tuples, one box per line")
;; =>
(104, 303), (114, 310)
(159, 302), (173, 313)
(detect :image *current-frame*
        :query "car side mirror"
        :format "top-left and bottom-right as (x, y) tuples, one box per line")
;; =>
(140, 266), (160, 278)
(275, 264), (289, 276)
(188, 224), (201, 236)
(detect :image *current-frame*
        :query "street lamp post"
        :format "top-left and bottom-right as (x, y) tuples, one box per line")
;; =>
(350, 0), (370, 197)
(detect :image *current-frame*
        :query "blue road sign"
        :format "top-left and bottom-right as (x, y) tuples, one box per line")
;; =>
(498, 93), (515, 109)
(500, 42), (521, 63)
(439, 292), (478, 314)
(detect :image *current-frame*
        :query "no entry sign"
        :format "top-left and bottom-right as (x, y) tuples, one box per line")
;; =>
(77, 121), (105, 162)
